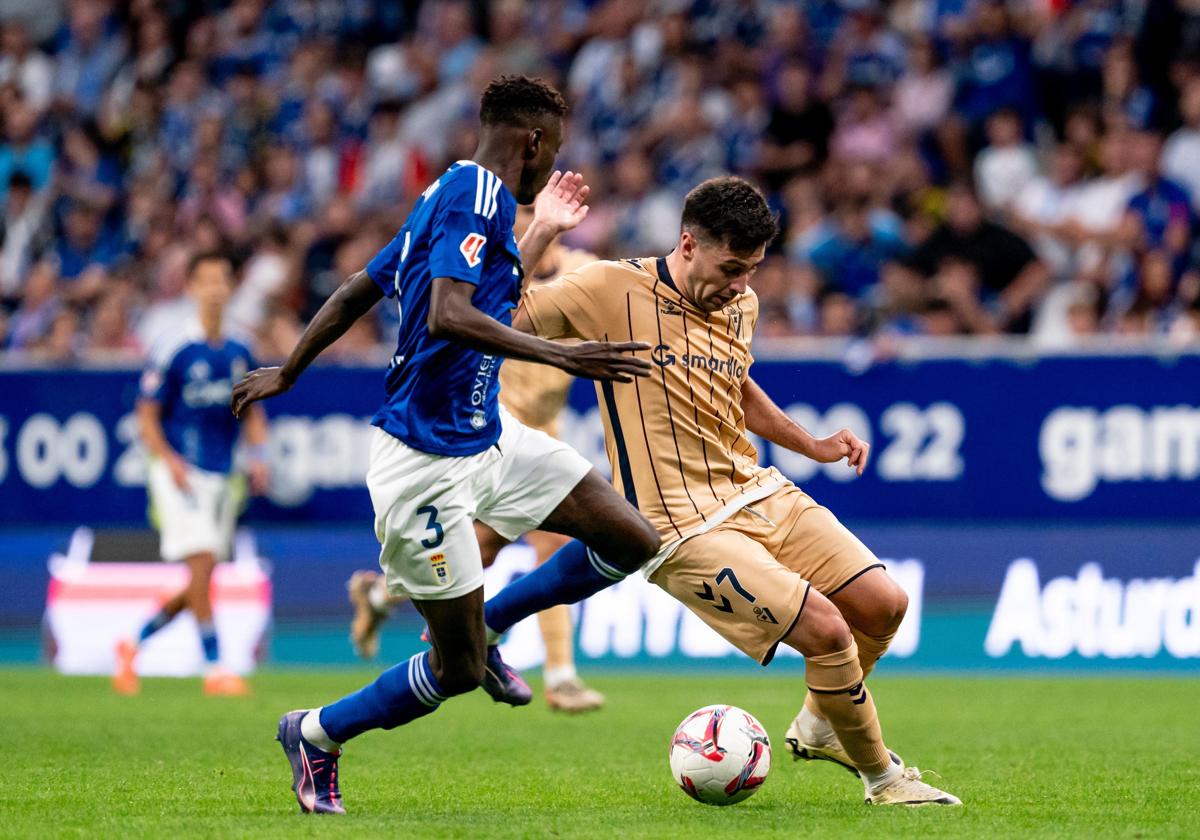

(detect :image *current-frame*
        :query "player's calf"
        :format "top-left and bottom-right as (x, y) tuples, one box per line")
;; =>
(830, 567), (908, 679)
(800, 568), (910, 724)
(347, 570), (396, 660)
(786, 589), (896, 788)
(418, 592), (489, 696)
(429, 648), (486, 697)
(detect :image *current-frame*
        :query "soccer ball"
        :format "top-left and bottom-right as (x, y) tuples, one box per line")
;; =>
(668, 704), (771, 805)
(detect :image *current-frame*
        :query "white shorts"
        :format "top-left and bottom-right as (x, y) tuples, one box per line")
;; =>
(367, 411), (593, 600)
(146, 459), (239, 563)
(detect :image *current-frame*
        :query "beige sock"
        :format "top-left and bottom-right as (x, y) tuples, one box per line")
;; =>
(804, 643), (891, 776)
(537, 605), (574, 673)
(852, 626), (896, 680)
(803, 625), (897, 717)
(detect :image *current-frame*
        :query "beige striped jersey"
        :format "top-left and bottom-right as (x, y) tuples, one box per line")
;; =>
(498, 245), (597, 435)
(522, 256), (786, 539)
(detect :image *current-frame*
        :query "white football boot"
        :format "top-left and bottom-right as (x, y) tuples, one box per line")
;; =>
(784, 705), (901, 774)
(865, 765), (962, 806)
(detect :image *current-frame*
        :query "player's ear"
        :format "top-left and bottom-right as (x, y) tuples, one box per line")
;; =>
(679, 230), (696, 260)
(524, 127), (543, 161)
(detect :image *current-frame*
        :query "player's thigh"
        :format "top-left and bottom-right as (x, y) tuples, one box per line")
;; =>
(780, 586), (854, 658)
(211, 474), (242, 562)
(189, 469), (236, 562)
(828, 566), (909, 637)
(538, 470), (660, 571)
(473, 521), (510, 569)
(375, 485), (482, 600)
(765, 487), (885, 597)
(147, 459), (223, 563)
(651, 528), (808, 666)
(412, 588), (487, 696)
(478, 415), (657, 566)
(367, 429), (486, 601)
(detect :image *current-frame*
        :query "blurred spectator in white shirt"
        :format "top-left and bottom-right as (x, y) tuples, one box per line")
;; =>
(0, 22), (53, 112)
(0, 171), (49, 296)
(1012, 144), (1086, 281)
(975, 108), (1039, 216)
(1162, 77), (1200, 213)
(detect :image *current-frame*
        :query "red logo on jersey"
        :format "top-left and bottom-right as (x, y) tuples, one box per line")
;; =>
(459, 233), (487, 268)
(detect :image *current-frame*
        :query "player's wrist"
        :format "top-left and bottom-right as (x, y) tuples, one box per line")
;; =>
(545, 342), (574, 369)
(523, 218), (559, 241)
(277, 364), (299, 388)
(792, 430), (819, 458)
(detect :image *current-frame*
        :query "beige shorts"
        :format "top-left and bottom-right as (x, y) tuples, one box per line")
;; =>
(648, 485), (883, 665)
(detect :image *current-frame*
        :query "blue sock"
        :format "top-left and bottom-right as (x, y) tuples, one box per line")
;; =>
(319, 651), (446, 743)
(484, 539), (626, 635)
(198, 620), (219, 664)
(138, 609), (173, 643)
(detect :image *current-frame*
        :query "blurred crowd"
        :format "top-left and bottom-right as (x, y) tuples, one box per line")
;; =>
(2, 0), (1200, 364)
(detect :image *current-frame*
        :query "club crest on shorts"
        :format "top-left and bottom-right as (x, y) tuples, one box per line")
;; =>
(430, 553), (449, 584)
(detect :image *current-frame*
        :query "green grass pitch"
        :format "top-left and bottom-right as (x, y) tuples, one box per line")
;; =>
(5, 667), (1198, 839)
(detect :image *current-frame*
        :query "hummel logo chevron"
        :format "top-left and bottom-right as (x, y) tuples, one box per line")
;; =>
(694, 582), (733, 613)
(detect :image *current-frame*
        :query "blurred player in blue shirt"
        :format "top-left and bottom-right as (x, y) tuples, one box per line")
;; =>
(113, 251), (268, 697)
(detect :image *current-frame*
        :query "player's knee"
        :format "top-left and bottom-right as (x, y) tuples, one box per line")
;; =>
(432, 653), (486, 697)
(797, 592), (853, 656)
(861, 580), (908, 637)
(620, 515), (662, 567)
(591, 513), (660, 575)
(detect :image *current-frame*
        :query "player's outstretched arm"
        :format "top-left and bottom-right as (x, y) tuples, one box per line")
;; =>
(232, 270), (382, 417)
(741, 377), (870, 476)
(428, 277), (651, 382)
(518, 170), (590, 272)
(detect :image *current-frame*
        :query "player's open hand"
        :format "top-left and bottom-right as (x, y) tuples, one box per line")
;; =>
(532, 170), (590, 235)
(247, 459), (270, 495)
(807, 428), (870, 476)
(561, 341), (651, 383)
(232, 367), (293, 417)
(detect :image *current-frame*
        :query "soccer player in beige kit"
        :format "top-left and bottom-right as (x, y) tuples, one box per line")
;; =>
(485, 176), (960, 806)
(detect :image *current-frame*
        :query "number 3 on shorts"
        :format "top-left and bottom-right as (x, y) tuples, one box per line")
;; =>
(416, 505), (444, 549)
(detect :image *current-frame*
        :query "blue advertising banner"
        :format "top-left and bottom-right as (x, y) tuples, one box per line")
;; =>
(1, 352), (1197, 524)
(6, 520), (1198, 669)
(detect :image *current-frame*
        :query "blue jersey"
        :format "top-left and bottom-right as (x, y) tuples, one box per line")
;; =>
(139, 321), (254, 474)
(366, 160), (523, 457)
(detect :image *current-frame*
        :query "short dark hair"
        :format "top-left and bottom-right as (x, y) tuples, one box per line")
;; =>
(187, 249), (233, 278)
(479, 75), (567, 127)
(681, 177), (778, 253)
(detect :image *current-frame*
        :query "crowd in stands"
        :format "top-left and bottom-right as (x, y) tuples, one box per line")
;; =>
(2, 0), (1199, 363)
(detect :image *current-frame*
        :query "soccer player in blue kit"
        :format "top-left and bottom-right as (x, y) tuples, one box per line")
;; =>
(115, 251), (269, 697)
(231, 76), (660, 814)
